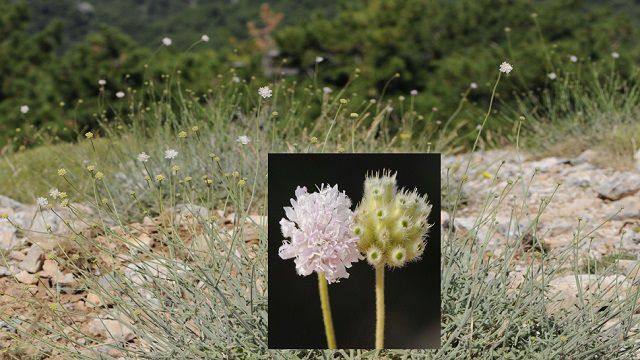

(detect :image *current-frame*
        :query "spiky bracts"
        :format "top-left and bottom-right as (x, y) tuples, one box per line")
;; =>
(354, 171), (432, 268)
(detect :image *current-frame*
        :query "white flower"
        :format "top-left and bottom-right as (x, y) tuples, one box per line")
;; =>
(164, 149), (178, 159)
(612, 51), (620, 59)
(20, 105), (29, 114)
(258, 86), (272, 99)
(315, 56), (324, 63)
(116, 91), (125, 98)
(236, 135), (250, 145)
(137, 152), (150, 162)
(232, 76), (241, 83)
(98, 79), (106, 86)
(548, 72), (557, 80)
(470, 82), (478, 89)
(279, 185), (362, 283)
(322, 87), (332, 94)
(49, 188), (60, 199)
(499, 61), (513, 74)
(201, 34), (210, 42)
(410, 89), (418, 96)
(36, 197), (48, 207)
(162, 37), (172, 46)
(569, 55), (578, 63)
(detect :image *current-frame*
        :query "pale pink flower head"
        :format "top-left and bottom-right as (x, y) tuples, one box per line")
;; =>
(279, 184), (362, 283)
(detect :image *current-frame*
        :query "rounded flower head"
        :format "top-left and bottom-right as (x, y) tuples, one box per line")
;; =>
(236, 135), (251, 145)
(279, 184), (362, 283)
(116, 91), (125, 98)
(164, 149), (178, 159)
(20, 105), (29, 114)
(499, 61), (513, 74)
(355, 170), (432, 268)
(548, 72), (557, 80)
(137, 152), (150, 162)
(612, 51), (620, 59)
(162, 37), (172, 46)
(470, 82), (478, 89)
(569, 55), (578, 63)
(36, 197), (48, 207)
(258, 86), (273, 99)
(201, 34), (210, 42)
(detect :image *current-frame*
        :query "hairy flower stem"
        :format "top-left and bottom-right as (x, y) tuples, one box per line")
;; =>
(375, 266), (385, 349)
(318, 272), (337, 349)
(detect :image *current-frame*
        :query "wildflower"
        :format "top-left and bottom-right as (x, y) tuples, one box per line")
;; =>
(410, 90), (418, 96)
(323, 87), (332, 94)
(155, 174), (165, 182)
(36, 197), (48, 207)
(279, 185), (362, 283)
(58, 192), (67, 199)
(85, 132), (94, 139)
(398, 96), (405, 101)
(238, 179), (246, 187)
(191, 126), (199, 132)
(258, 86), (273, 99)
(98, 79), (106, 86)
(470, 82), (478, 89)
(232, 76), (241, 83)
(499, 62), (513, 74)
(310, 136), (318, 144)
(172, 165), (180, 173)
(201, 34), (210, 42)
(49, 188), (61, 199)
(350, 113), (359, 118)
(178, 131), (188, 138)
(95, 172), (104, 180)
(236, 135), (251, 145)
(612, 51), (620, 59)
(162, 37), (172, 46)
(137, 152), (150, 162)
(20, 105), (29, 114)
(1, 213), (9, 220)
(116, 91), (125, 98)
(86, 165), (95, 172)
(315, 56), (324, 63)
(569, 55), (578, 63)
(164, 149), (178, 159)
(184, 176), (192, 182)
(354, 171), (432, 268)
(58, 168), (67, 177)
(548, 72), (557, 80)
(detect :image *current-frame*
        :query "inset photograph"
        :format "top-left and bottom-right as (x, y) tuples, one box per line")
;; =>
(268, 153), (441, 349)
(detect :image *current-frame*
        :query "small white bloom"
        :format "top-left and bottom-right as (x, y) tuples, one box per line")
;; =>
(611, 51), (620, 59)
(201, 34), (210, 42)
(20, 105), (30, 114)
(137, 152), (150, 162)
(569, 55), (578, 63)
(36, 197), (48, 207)
(98, 79), (106, 86)
(236, 135), (251, 145)
(470, 82), (478, 89)
(410, 89), (418, 96)
(386, 106), (394, 113)
(49, 188), (60, 199)
(116, 91), (125, 98)
(232, 76), (241, 83)
(499, 61), (513, 74)
(258, 86), (272, 99)
(548, 72), (557, 80)
(164, 149), (178, 159)
(162, 37), (172, 46)
(315, 56), (324, 63)
(322, 87), (332, 94)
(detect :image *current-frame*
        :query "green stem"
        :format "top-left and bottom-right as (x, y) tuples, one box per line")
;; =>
(318, 272), (337, 349)
(375, 265), (385, 349)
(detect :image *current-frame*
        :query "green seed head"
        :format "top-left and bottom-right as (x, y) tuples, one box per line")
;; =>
(355, 170), (432, 268)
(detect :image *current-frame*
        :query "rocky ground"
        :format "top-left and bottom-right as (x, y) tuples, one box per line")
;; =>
(0, 196), (265, 358)
(2, 148), (640, 356)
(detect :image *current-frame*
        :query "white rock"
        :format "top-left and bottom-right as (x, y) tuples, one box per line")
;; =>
(18, 244), (44, 273)
(15, 270), (38, 285)
(0, 222), (20, 250)
(88, 317), (135, 342)
(595, 172), (640, 200)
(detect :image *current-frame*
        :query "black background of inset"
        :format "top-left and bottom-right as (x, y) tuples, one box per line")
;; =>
(268, 153), (441, 349)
